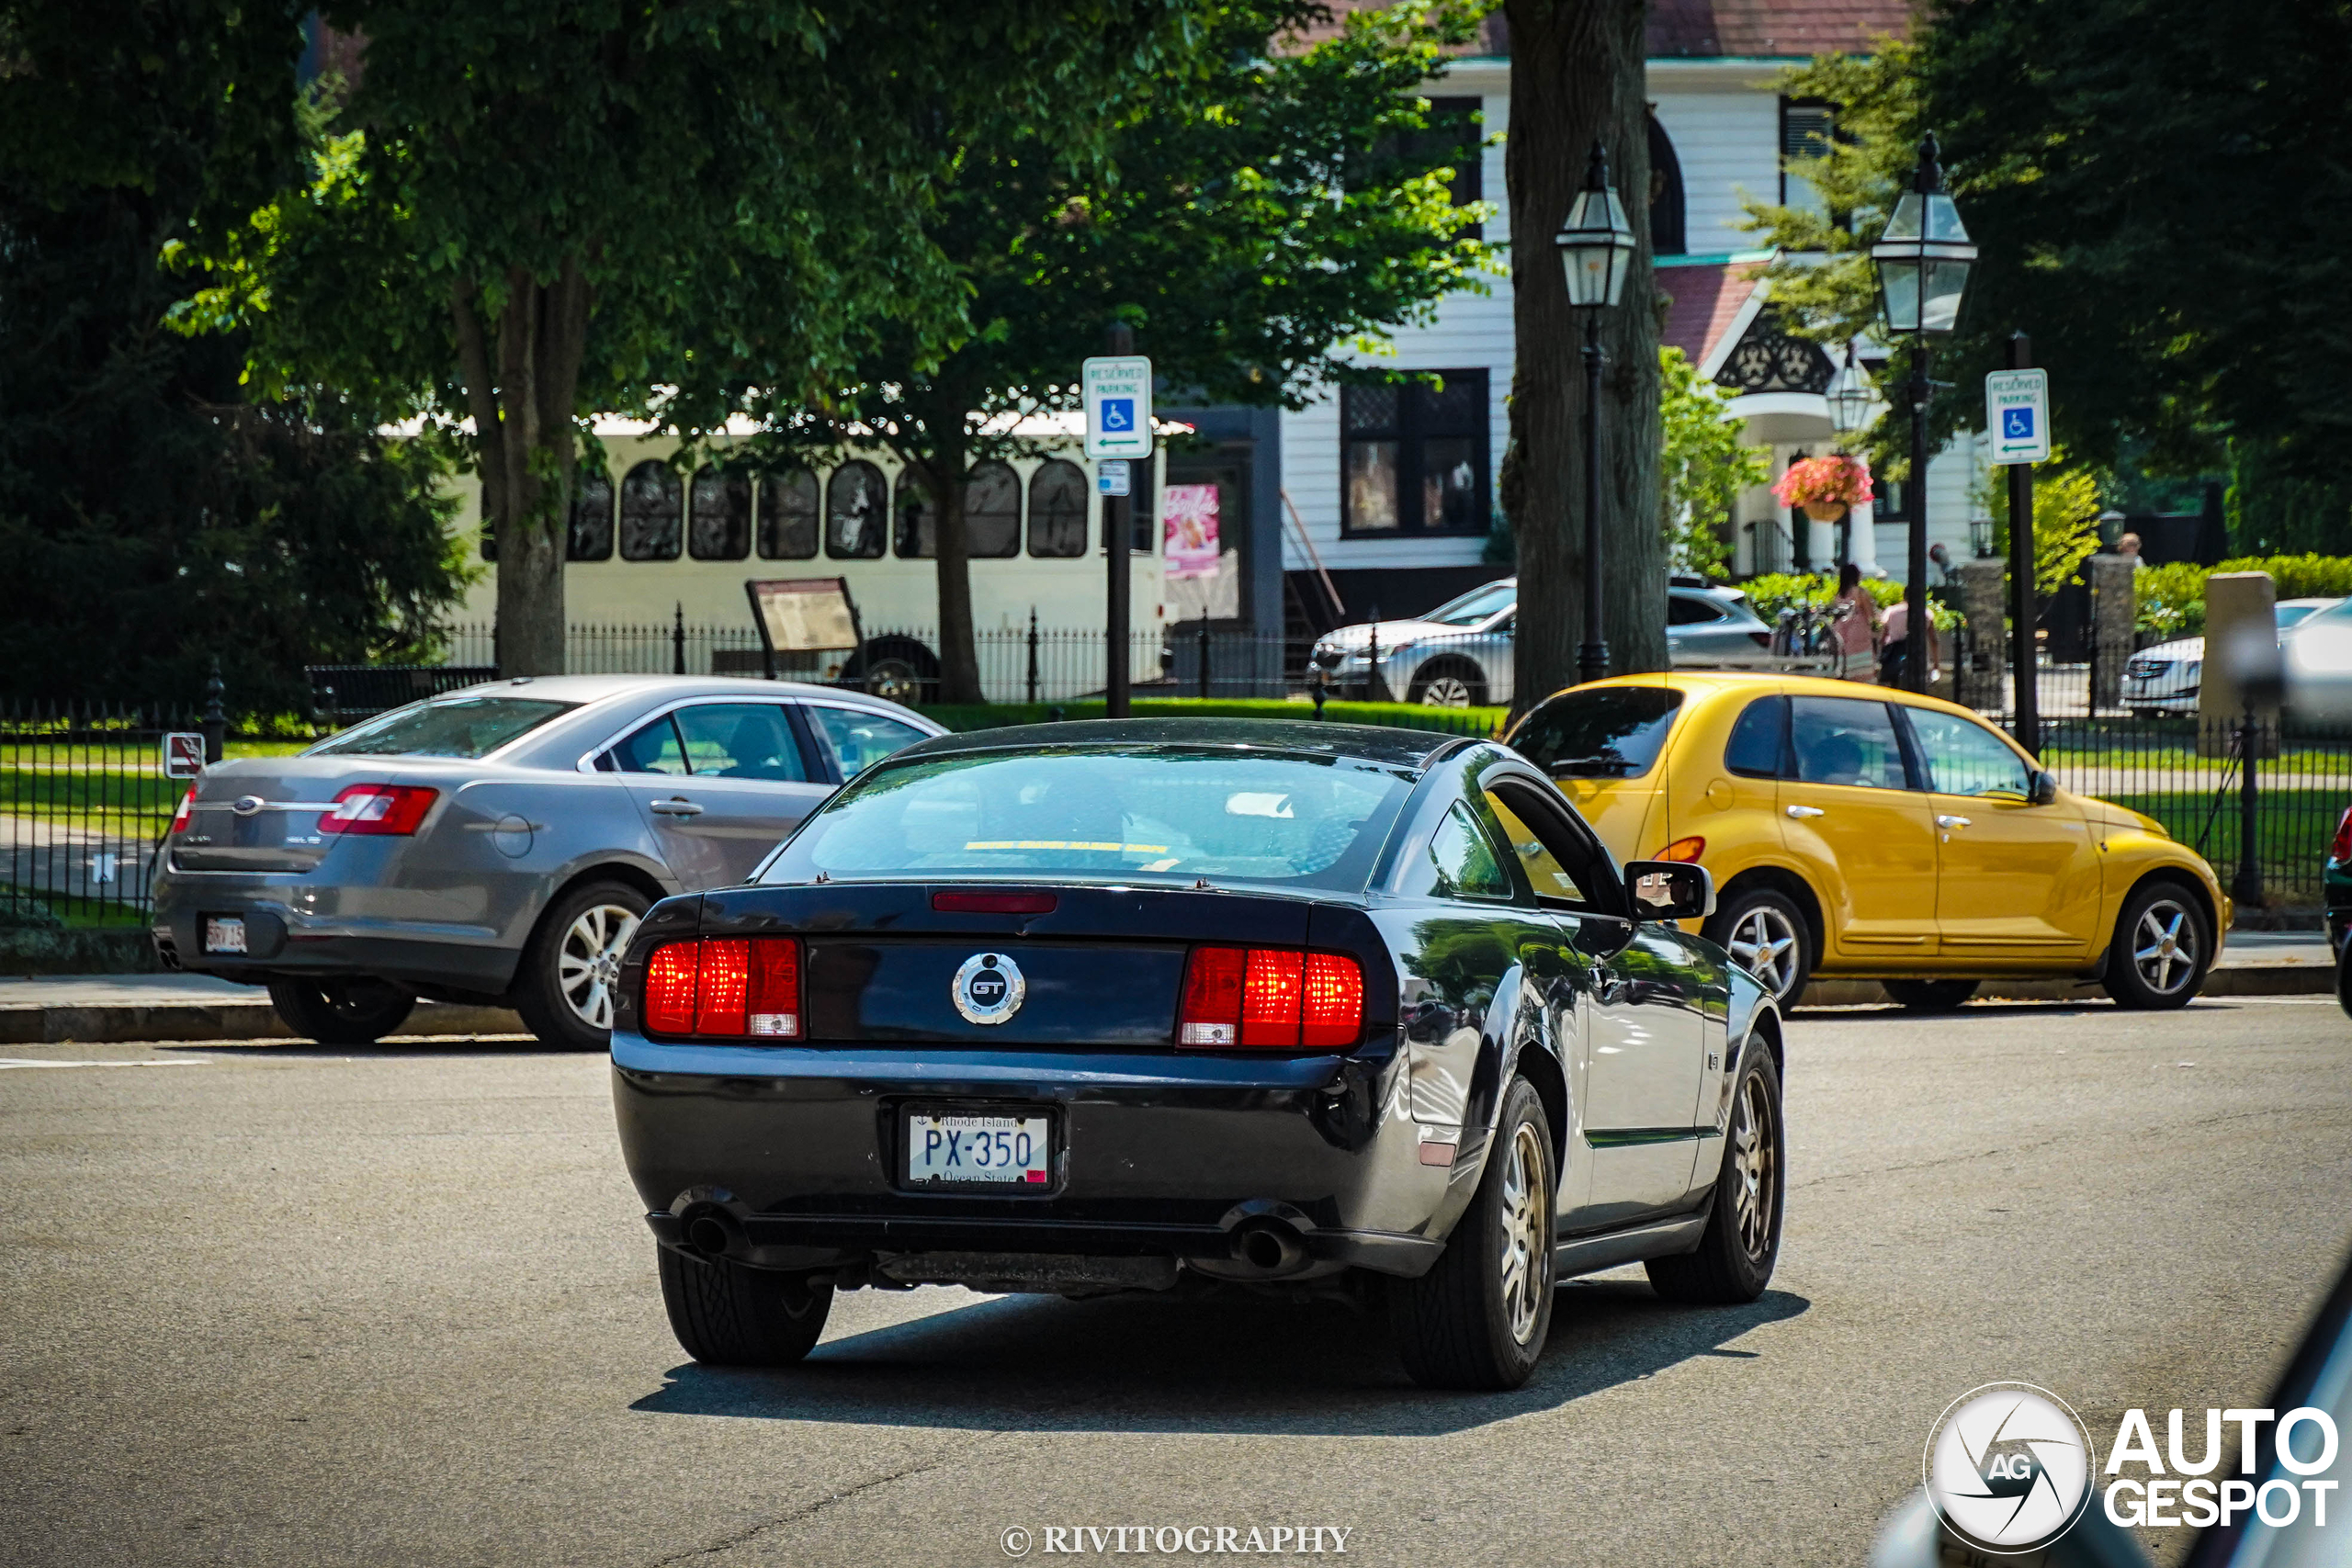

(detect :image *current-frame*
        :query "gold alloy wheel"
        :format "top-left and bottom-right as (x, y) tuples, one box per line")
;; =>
(558, 902), (642, 1030)
(2132, 897), (2201, 997)
(1498, 1120), (1550, 1346)
(1730, 1068), (1777, 1261)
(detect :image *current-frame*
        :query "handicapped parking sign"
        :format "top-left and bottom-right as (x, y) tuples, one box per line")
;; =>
(1100, 398), (1135, 433)
(1081, 355), (1153, 459)
(1984, 368), (2051, 465)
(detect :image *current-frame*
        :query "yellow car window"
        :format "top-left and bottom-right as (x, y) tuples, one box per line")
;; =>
(1906, 708), (2032, 798)
(1789, 697), (1909, 790)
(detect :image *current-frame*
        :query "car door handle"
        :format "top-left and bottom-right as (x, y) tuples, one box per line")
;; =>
(1936, 814), (1971, 829)
(1785, 805), (1826, 818)
(650, 798), (704, 817)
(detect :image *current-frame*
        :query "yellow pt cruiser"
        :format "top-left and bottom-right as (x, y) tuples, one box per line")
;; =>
(1500, 672), (2229, 1010)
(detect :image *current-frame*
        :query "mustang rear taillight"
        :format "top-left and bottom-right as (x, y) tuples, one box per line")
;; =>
(643, 936), (802, 1040)
(2332, 805), (2352, 865)
(1179, 945), (1363, 1050)
(318, 784), (438, 836)
(170, 789), (194, 834)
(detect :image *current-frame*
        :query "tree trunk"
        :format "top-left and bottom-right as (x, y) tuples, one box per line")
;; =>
(901, 392), (986, 705)
(1500, 0), (1664, 714)
(453, 261), (592, 677)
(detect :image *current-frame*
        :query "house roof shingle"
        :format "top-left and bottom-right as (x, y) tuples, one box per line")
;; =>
(1658, 261), (1768, 370)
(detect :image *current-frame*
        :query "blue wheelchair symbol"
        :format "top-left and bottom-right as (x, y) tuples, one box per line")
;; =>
(1101, 397), (1135, 433)
(2003, 407), (2035, 440)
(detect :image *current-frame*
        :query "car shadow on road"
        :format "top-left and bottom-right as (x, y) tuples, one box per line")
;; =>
(628, 1278), (1809, 1438)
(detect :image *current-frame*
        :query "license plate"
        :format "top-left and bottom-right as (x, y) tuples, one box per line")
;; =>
(202, 916), (247, 954)
(903, 1110), (1053, 1188)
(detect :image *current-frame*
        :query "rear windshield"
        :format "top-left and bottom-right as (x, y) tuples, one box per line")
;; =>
(761, 748), (1413, 891)
(310, 695), (579, 759)
(1506, 686), (1685, 779)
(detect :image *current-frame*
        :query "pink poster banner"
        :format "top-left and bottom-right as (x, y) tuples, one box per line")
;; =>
(1162, 483), (1221, 580)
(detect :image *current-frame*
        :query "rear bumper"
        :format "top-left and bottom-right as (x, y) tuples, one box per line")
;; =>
(610, 1032), (1454, 1279)
(151, 871), (520, 992)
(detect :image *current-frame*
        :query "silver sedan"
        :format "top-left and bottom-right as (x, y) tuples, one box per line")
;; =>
(150, 676), (943, 1046)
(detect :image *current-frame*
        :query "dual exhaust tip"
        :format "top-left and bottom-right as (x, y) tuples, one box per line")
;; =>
(675, 1206), (1310, 1280)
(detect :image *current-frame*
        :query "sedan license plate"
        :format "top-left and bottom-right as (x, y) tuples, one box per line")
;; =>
(202, 916), (247, 954)
(903, 1110), (1053, 1189)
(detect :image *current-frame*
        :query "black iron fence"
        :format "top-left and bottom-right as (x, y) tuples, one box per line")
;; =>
(0, 700), (207, 926)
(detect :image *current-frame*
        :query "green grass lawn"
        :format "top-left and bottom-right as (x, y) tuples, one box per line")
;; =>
(2101, 787), (2341, 902)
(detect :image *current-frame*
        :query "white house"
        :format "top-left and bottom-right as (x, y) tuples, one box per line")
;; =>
(1272, 0), (1986, 632)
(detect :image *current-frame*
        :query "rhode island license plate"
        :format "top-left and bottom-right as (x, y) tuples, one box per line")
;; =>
(202, 916), (247, 954)
(903, 1109), (1054, 1188)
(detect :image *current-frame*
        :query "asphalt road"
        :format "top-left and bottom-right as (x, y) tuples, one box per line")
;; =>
(4, 997), (2348, 1568)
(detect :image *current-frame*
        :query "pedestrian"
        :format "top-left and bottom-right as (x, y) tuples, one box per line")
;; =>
(2115, 531), (2148, 571)
(1829, 562), (1881, 681)
(1879, 595), (1941, 687)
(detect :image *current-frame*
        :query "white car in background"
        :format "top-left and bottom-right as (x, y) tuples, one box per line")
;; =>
(1309, 577), (1777, 707)
(2122, 596), (2341, 717)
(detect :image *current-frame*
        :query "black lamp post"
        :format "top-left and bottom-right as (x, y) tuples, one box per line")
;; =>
(1554, 141), (1636, 686)
(1870, 131), (1976, 692)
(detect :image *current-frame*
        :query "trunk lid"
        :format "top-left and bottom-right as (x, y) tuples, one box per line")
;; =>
(170, 756), (459, 874)
(687, 881), (1372, 1048)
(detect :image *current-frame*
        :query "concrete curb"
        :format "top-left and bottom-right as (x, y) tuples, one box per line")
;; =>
(2, 966), (2335, 1044)
(0, 1000), (526, 1045)
(1800, 964), (2334, 1009)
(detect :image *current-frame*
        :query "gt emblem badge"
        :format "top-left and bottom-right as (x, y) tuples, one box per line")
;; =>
(952, 952), (1025, 1025)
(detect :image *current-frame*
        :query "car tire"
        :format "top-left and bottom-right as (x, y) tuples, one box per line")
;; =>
(657, 1245), (833, 1367)
(511, 879), (652, 1050)
(1704, 886), (1813, 1010)
(1645, 1045), (1783, 1305)
(2102, 878), (2211, 1010)
(266, 978), (416, 1045)
(1882, 978), (1977, 1011)
(1390, 1077), (1555, 1391)
(1408, 658), (1487, 708)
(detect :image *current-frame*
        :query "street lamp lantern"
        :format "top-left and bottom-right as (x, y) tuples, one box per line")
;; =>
(1553, 140), (1634, 686)
(1870, 133), (1976, 335)
(1555, 143), (1637, 309)
(1871, 131), (1973, 694)
(1825, 352), (1873, 436)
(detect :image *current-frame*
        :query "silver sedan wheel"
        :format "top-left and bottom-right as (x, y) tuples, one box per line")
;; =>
(1729, 1069), (1777, 1261)
(1497, 1121), (1550, 1347)
(2132, 897), (2201, 997)
(1727, 906), (1802, 1001)
(557, 902), (641, 1030)
(1419, 674), (1475, 707)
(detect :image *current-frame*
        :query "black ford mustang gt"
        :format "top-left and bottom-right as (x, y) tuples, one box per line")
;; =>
(608, 719), (1784, 1390)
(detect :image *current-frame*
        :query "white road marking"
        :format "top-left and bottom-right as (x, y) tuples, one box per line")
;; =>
(0, 1057), (212, 1070)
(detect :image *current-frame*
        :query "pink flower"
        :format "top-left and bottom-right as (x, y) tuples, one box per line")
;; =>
(1771, 455), (1875, 509)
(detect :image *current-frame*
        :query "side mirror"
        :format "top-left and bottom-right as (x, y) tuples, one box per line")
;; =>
(2030, 770), (2058, 806)
(1623, 860), (1715, 922)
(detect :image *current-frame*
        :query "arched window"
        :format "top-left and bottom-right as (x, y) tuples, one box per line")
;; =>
(894, 466), (936, 558)
(1027, 459), (1089, 558)
(568, 468), (615, 561)
(688, 465), (751, 560)
(758, 468), (819, 559)
(964, 461), (1021, 558)
(619, 461), (683, 561)
(826, 461), (887, 559)
(1647, 111), (1686, 256)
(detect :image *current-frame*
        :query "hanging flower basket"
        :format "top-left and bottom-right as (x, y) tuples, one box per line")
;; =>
(1773, 455), (1875, 519)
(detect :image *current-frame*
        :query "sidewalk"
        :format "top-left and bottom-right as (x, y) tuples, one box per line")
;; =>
(0, 973), (524, 1045)
(1, 934), (2338, 1043)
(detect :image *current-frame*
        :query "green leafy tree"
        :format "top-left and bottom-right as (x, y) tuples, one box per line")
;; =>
(0, 0), (463, 712)
(767, 1), (1496, 703)
(1657, 347), (1764, 580)
(187, 2), (1199, 675)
